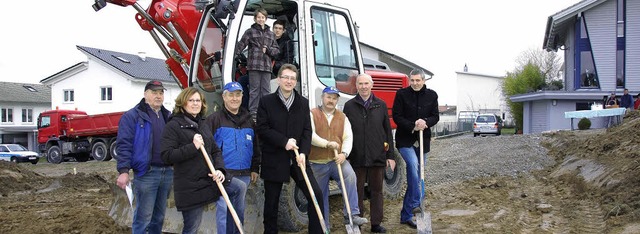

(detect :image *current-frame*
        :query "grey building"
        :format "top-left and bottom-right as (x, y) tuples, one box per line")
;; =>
(0, 82), (51, 151)
(511, 0), (638, 133)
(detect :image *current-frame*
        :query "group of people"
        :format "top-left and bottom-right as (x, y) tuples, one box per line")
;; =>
(114, 7), (441, 234)
(605, 88), (640, 110)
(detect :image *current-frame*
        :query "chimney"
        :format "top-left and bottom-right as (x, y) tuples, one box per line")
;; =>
(138, 52), (147, 61)
(463, 63), (468, 72)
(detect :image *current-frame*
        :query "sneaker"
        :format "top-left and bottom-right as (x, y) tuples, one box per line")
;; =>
(350, 215), (368, 226)
(411, 206), (422, 215)
(401, 219), (417, 229)
(371, 225), (387, 233)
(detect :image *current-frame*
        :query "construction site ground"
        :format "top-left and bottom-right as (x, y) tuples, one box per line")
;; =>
(2, 111), (640, 233)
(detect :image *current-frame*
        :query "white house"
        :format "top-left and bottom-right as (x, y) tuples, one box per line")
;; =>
(40, 45), (181, 115)
(456, 67), (511, 125)
(0, 82), (51, 151)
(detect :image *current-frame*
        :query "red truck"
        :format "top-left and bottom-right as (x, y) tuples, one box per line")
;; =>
(37, 108), (124, 164)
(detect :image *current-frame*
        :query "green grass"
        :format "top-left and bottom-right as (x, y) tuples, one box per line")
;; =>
(501, 127), (516, 135)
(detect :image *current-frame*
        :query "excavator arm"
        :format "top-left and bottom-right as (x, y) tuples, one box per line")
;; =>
(92, 0), (234, 91)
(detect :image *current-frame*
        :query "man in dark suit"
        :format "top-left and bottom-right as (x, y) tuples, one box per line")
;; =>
(256, 63), (324, 234)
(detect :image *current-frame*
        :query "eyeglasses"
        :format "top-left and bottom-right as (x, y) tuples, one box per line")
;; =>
(188, 99), (202, 103)
(279, 75), (297, 81)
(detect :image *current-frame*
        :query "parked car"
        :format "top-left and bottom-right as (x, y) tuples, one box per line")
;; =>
(0, 144), (40, 164)
(473, 114), (503, 137)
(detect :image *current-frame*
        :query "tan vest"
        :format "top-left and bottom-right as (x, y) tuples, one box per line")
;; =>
(309, 107), (345, 162)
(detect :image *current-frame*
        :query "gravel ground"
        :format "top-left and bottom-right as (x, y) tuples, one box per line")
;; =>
(426, 134), (555, 187)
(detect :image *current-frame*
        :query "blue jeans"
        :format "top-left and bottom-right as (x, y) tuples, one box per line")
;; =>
(181, 177), (246, 234)
(310, 160), (360, 228)
(132, 166), (173, 234)
(399, 147), (428, 222)
(216, 176), (250, 234)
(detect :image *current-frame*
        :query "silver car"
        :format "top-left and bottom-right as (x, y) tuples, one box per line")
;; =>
(473, 114), (503, 137)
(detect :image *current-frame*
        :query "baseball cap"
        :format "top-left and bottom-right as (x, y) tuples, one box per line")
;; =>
(224, 82), (243, 92)
(322, 86), (340, 96)
(145, 80), (166, 91)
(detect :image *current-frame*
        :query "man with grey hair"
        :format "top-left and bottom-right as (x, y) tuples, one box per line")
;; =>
(392, 69), (439, 228)
(343, 74), (396, 233)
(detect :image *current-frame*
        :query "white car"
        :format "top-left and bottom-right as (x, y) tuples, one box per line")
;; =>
(0, 144), (40, 164)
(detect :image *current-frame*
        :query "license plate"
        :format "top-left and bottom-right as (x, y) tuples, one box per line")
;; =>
(29, 157), (36, 160)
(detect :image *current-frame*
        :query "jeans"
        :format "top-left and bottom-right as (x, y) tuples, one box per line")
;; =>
(399, 147), (428, 222)
(216, 176), (250, 234)
(310, 161), (360, 228)
(181, 206), (204, 234)
(132, 166), (173, 234)
(181, 177), (246, 234)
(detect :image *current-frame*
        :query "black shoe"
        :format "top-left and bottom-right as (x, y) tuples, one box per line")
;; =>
(371, 225), (387, 233)
(411, 206), (423, 215)
(401, 220), (417, 229)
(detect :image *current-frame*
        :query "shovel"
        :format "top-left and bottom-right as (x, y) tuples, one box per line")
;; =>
(334, 149), (361, 234)
(415, 130), (432, 233)
(293, 148), (329, 234)
(200, 147), (245, 234)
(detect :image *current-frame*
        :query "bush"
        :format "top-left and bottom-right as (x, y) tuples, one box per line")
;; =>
(578, 117), (591, 130)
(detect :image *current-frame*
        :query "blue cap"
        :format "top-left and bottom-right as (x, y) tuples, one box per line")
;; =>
(224, 82), (243, 92)
(322, 86), (340, 96)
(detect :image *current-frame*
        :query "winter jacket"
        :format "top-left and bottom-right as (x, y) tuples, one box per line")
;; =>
(256, 90), (312, 182)
(343, 94), (394, 167)
(235, 23), (280, 72)
(392, 85), (440, 152)
(160, 113), (228, 211)
(620, 94), (634, 109)
(273, 33), (294, 75)
(116, 98), (171, 178)
(206, 107), (260, 176)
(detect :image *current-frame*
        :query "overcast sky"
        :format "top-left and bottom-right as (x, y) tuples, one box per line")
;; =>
(0, 0), (580, 105)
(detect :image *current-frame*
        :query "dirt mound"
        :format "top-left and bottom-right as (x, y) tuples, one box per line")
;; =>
(0, 162), (128, 234)
(543, 110), (640, 230)
(0, 161), (50, 196)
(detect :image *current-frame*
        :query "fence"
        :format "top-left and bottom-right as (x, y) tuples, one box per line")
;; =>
(430, 120), (474, 137)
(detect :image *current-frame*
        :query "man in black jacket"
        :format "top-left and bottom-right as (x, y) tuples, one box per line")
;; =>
(392, 69), (439, 229)
(256, 64), (324, 234)
(343, 73), (396, 233)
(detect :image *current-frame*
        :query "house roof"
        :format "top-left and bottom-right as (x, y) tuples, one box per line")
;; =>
(543, 0), (608, 51)
(510, 90), (614, 102)
(75, 45), (174, 83)
(360, 42), (434, 77)
(0, 81), (51, 103)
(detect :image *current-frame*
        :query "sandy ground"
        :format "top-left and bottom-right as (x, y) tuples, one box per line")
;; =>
(2, 112), (640, 233)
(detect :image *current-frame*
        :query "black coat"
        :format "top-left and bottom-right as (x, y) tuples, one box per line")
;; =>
(343, 94), (394, 167)
(160, 113), (228, 211)
(392, 85), (439, 152)
(256, 90), (312, 182)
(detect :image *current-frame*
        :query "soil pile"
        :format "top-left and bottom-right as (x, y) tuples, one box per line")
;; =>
(0, 161), (129, 234)
(542, 110), (640, 232)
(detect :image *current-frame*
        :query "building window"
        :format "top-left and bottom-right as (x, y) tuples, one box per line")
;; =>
(574, 16), (599, 89)
(1, 108), (13, 123)
(616, 0), (625, 88)
(101, 87), (113, 101)
(22, 109), (33, 123)
(64, 89), (74, 102)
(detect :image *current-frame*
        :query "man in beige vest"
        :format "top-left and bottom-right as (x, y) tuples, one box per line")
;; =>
(309, 86), (368, 228)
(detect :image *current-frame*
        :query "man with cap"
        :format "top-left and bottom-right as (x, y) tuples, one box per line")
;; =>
(309, 86), (368, 228)
(206, 82), (260, 234)
(116, 80), (173, 233)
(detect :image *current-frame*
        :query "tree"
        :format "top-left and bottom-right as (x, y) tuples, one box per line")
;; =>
(516, 47), (563, 85)
(502, 63), (545, 130)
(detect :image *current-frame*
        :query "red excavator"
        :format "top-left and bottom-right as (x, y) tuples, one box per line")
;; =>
(94, 0), (408, 232)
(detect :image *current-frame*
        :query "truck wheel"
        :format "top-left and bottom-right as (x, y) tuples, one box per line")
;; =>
(92, 142), (112, 161)
(47, 146), (63, 164)
(277, 182), (307, 232)
(109, 141), (118, 160)
(383, 150), (406, 200)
